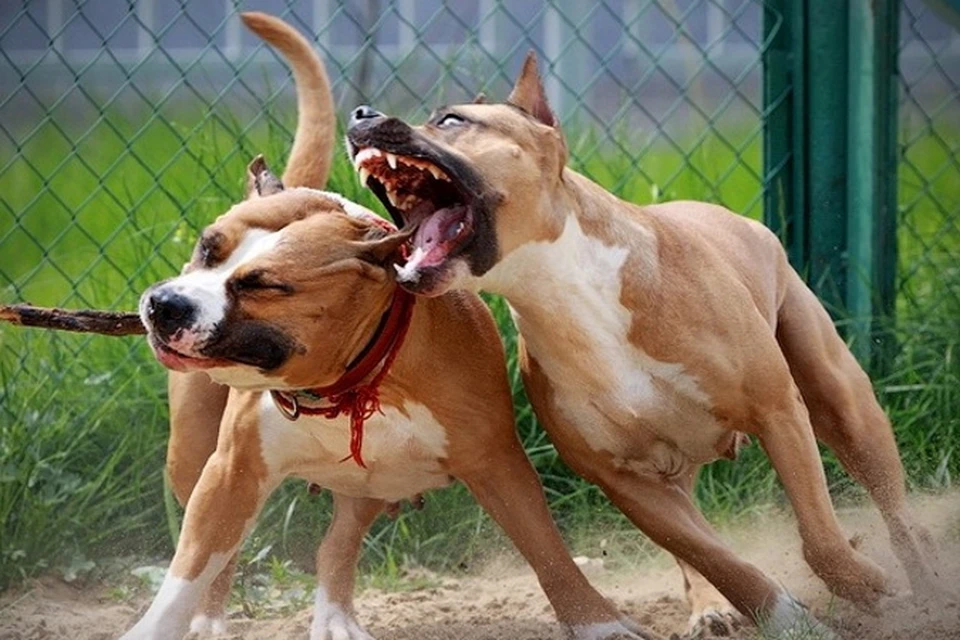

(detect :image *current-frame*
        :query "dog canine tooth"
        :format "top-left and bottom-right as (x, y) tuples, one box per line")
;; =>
(358, 166), (371, 186)
(386, 188), (401, 208)
(428, 165), (448, 181)
(385, 152), (398, 170)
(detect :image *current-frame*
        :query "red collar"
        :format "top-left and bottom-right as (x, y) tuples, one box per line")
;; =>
(270, 286), (416, 468)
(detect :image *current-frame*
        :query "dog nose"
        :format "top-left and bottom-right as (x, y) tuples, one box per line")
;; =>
(147, 288), (197, 338)
(349, 105), (384, 128)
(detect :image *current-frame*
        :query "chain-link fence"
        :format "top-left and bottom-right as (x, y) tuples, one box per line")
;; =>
(0, 0), (958, 402)
(897, 0), (960, 332)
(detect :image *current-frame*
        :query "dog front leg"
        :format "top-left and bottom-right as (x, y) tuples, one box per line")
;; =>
(309, 493), (384, 640)
(461, 441), (659, 640)
(121, 451), (277, 640)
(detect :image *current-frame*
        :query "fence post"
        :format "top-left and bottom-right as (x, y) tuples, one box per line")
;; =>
(763, 0), (900, 370)
(762, 0), (805, 268)
(846, 0), (900, 368)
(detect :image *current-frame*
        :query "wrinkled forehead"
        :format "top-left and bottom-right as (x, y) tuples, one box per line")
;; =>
(194, 188), (385, 269)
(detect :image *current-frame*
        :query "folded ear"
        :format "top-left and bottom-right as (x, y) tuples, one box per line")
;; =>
(359, 227), (414, 267)
(246, 155), (285, 199)
(507, 51), (557, 128)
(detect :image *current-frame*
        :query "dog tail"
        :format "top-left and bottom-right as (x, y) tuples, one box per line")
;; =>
(241, 12), (336, 190)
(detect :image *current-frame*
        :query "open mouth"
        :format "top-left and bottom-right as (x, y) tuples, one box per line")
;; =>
(352, 147), (474, 280)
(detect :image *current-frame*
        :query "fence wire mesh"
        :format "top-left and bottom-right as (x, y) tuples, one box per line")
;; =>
(0, 0), (957, 405)
(897, 0), (960, 329)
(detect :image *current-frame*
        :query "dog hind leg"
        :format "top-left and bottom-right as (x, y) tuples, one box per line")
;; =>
(674, 468), (741, 638)
(776, 272), (948, 601)
(310, 494), (384, 640)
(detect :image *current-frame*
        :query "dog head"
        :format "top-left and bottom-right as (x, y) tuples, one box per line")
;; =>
(345, 52), (567, 296)
(139, 157), (408, 390)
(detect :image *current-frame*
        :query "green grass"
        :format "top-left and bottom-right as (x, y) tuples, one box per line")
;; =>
(0, 107), (958, 592)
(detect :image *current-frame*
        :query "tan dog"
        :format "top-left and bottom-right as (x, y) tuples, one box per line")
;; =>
(345, 54), (950, 637)
(124, 15), (653, 640)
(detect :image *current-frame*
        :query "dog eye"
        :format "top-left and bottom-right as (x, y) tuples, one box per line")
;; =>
(232, 272), (291, 294)
(436, 113), (466, 128)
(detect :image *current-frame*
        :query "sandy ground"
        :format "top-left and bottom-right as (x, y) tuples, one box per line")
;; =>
(2, 493), (958, 640)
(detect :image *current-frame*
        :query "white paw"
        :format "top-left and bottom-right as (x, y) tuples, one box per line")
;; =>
(189, 614), (227, 636)
(762, 594), (838, 640)
(570, 619), (655, 640)
(310, 588), (374, 640)
(686, 605), (742, 638)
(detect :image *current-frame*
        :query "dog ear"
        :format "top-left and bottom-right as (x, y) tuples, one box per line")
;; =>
(507, 51), (557, 128)
(359, 227), (414, 267)
(246, 155), (285, 199)
(473, 92), (487, 104)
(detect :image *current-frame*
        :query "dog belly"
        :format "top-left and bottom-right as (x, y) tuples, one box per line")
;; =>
(551, 385), (729, 467)
(258, 395), (454, 502)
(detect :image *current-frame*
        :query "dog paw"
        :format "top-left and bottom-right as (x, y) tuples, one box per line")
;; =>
(310, 588), (374, 640)
(569, 619), (660, 640)
(189, 614), (227, 636)
(685, 606), (742, 638)
(762, 594), (838, 640)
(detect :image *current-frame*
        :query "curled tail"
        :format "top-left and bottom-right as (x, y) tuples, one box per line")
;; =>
(241, 12), (336, 190)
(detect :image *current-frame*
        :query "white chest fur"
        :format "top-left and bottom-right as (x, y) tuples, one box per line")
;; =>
(257, 394), (453, 502)
(484, 215), (725, 465)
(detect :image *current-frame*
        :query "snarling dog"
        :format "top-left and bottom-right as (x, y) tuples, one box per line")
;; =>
(122, 15), (653, 640)
(345, 54), (950, 637)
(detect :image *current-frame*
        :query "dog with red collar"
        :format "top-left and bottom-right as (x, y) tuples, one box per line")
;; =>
(122, 13), (651, 640)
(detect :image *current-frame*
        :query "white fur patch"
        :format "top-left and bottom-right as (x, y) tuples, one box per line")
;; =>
(189, 614), (227, 636)
(257, 394), (451, 502)
(569, 620), (645, 640)
(311, 189), (391, 226)
(140, 228), (283, 357)
(763, 593), (837, 639)
(310, 586), (374, 640)
(120, 552), (230, 640)
(480, 215), (724, 464)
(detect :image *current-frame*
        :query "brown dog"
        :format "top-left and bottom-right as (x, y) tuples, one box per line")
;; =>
(345, 54), (950, 637)
(123, 15), (654, 640)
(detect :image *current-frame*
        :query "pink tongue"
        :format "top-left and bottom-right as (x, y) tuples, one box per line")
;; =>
(412, 206), (467, 263)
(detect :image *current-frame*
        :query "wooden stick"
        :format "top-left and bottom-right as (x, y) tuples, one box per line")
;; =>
(0, 304), (146, 336)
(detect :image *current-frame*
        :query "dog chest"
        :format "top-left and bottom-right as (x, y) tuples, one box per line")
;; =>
(500, 217), (729, 465)
(257, 395), (454, 502)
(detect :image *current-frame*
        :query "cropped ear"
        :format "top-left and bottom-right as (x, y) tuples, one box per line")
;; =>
(507, 51), (557, 128)
(246, 155), (285, 199)
(359, 227), (414, 267)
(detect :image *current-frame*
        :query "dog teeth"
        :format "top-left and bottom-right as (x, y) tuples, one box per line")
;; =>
(358, 167), (372, 186)
(385, 189), (400, 208)
(352, 147), (381, 170)
(385, 152), (398, 170)
(427, 165), (448, 181)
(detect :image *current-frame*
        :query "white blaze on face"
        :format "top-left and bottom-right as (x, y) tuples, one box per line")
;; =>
(140, 228), (284, 355)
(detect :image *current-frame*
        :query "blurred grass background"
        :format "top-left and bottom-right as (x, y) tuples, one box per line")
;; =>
(1, 107), (957, 590)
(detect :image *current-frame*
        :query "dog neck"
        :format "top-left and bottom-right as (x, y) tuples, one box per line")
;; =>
(480, 168), (657, 313)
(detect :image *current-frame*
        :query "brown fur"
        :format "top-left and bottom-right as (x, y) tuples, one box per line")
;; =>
(348, 51), (953, 634)
(140, 16), (651, 640)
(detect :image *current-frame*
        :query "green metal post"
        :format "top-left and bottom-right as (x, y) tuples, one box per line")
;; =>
(762, 0), (900, 370)
(763, 0), (806, 269)
(806, 0), (849, 312)
(846, 0), (900, 366)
